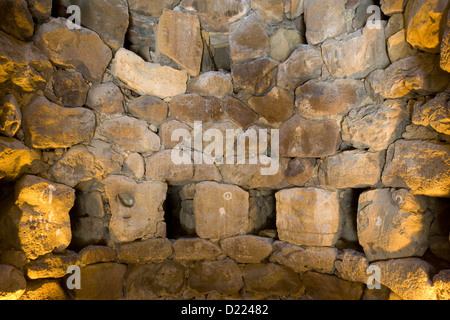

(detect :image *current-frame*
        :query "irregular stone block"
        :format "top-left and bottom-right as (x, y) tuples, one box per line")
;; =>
(275, 187), (345, 247)
(284, 158), (316, 186)
(231, 57), (278, 95)
(342, 100), (410, 151)
(433, 270), (450, 300)
(145, 149), (194, 184)
(70, 0), (129, 51)
(111, 48), (188, 98)
(116, 238), (173, 264)
(19, 279), (67, 300)
(318, 150), (384, 189)
(357, 189), (433, 261)
(279, 115), (340, 158)
(220, 235), (273, 263)
(269, 28), (303, 63)
(382, 140), (450, 197)
(86, 82), (124, 116)
(169, 93), (211, 125)
(223, 96), (258, 128)
(0, 137), (40, 181)
(23, 96), (95, 149)
(303, 271), (365, 300)
(157, 9), (203, 76)
(188, 259), (244, 295)
(127, 95), (168, 126)
(295, 79), (366, 119)
(248, 87), (293, 124)
(173, 238), (222, 261)
(129, 0), (180, 17)
(250, 0), (284, 23)
(0, 0), (34, 41)
(322, 26), (390, 79)
(380, 0), (407, 15)
(0, 94), (21, 138)
(387, 29), (415, 62)
(372, 258), (437, 300)
(441, 9), (450, 72)
(277, 45), (323, 90)
(79, 245), (117, 265)
(304, 0), (346, 44)
(193, 181), (249, 239)
(33, 18), (112, 82)
(412, 89), (450, 136)
(0, 265), (26, 300)
(0, 175), (75, 259)
(25, 0), (52, 21)
(52, 70), (89, 108)
(105, 175), (167, 243)
(187, 71), (233, 99)
(334, 249), (370, 283)
(24, 251), (80, 279)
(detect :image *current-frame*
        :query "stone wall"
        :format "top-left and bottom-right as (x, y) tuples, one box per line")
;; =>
(0, 0), (449, 300)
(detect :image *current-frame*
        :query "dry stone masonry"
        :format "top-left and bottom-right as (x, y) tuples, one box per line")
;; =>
(0, 0), (449, 301)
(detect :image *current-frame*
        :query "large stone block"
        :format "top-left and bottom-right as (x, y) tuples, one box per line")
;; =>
(279, 115), (340, 158)
(145, 149), (194, 184)
(412, 89), (450, 136)
(303, 271), (365, 300)
(33, 18), (112, 82)
(0, 265), (26, 300)
(116, 238), (173, 264)
(85, 82), (124, 116)
(248, 87), (293, 124)
(187, 71), (233, 99)
(128, 0), (180, 17)
(157, 9), (203, 76)
(382, 140), (450, 197)
(220, 235), (273, 263)
(275, 188), (346, 247)
(0, 137), (40, 181)
(441, 9), (450, 72)
(193, 181), (249, 239)
(111, 48), (188, 99)
(22, 96), (96, 149)
(231, 57), (278, 95)
(357, 189), (433, 261)
(172, 238), (222, 261)
(0, 175), (75, 259)
(0, 0), (34, 41)
(105, 175), (167, 243)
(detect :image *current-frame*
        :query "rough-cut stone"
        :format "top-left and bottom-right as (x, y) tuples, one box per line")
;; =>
(277, 45), (323, 90)
(275, 188), (345, 247)
(97, 116), (161, 153)
(157, 9), (203, 76)
(0, 31), (53, 93)
(405, 0), (448, 53)
(66, 263), (127, 300)
(279, 115), (340, 158)
(441, 9), (450, 72)
(169, 93), (210, 124)
(318, 151), (384, 189)
(367, 53), (450, 99)
(0, 265), (26, 300)
(270, 242), (338, 274)
(322, 26), (390, 79)
(380, 0), (407, 15)
(0, 94), (21, 138)
(229, 12), (269, 62)
(284, 158), (316, 186)
(111, 48), (188, 98)
(33, 18), (112, 82)
(224, 96), (259, 128)
(53, 70), (89, 108)
(183, 0), (250, 32)
(231, 57), (278, 94)
(284, 0), (303, 19)
(342, 100), (410, 151)
(173, 238), (222, 261)
(303, 0), (345, 44)
(129, 0), (180, 17)
(127, 95), (168, 126)
(387, 29), (415, 63)
(194, 181), (249, 239)
(126, 261), (185, 299)
(79, 245), (117, 265)
(433, 270), (450, 300)
(358, 189), (433, 261)
(382, 140), (450, 197)
(250, 0), (284, 23)
(243, 263), (303, 298)
(188, 259), (244, 295)
(412, 90), (450, 136)
(303, 271), (365, 300)
(187, 72), (233, 99)
(105, 175), (167, 243)
(248, 87), (293, 124)
(385, 14), (405, 38)
(160, 119), (192, 149)
(19, 279), (67, 300)
(122, 152), (145, 180)
(116, 238), (173, 263)
(295, 79), (366, 119)
(145, 149), (194, 184)
(221, 235), (272, 263)
(372, 258), (437, 300)
(24, 252), (79, 279)
(269, 28), (302, 63)
(70, 0), (129, 51)
(335, 250), (370, 283)
(0, 175), (75, 259)
(0, 0), (34, 41)
(25, 0), (52, 21)
(86, 82), (124, 116)
(23, 96), (95, 149)
(0, 137), (40, 181)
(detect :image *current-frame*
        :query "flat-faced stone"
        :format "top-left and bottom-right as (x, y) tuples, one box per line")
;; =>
(86, 82), (124, 116)
(232, 57), (278, 95)
(224, 96), (258, 128)
(221, 235), (273, 263)
(248, 87), (293, 124)
(116, 238), (173, 264)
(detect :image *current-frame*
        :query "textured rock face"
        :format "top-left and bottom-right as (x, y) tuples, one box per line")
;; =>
(275, 188), (345, 247)
(0, 265), (27, 300)
(412, 90), (450, 135)
(111, 48), (188, 98)
(33, 18), (112, 82)
(0, 175), (75, 259)
(194, 182), (249, 239)
(382, 140), (450, 197)
(441, 9), (450, 72)
(0, 137), (40, 181)
(105, 176), (167, 243)
(157, 9), (203, 76)
(220, 235), (273, 263)
(187, 72), (233, 99)
(0, 0), (34, 41)
(86, 82), (124, 116)
(232, 57), (278, 94)
(248, 87), (293, 124)
(357, 189), (433, 261)
(0, 94), (22, 138)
